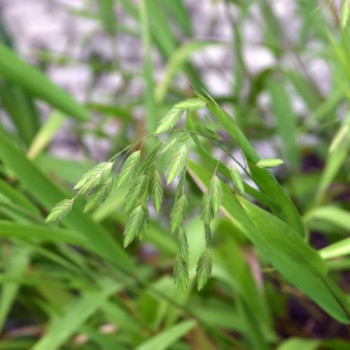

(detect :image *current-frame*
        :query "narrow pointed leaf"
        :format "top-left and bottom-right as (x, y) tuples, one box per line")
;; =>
(0, 43), (89, 121)
(0, 130), (134, 270)
(188, 160), (350, 323)
(342, 1), (350, 28)
(256, 158), (284, 168)
(136, 320), (196, 350)
(33, 279), (122, 350)
(320, 237), (350, 260)
(206, 102), (305, 237)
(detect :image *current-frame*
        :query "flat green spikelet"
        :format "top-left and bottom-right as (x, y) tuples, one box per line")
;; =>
(125, 175), (148, 213)
(150, 168), (163, 213)
(123, 205), (149, 247)
(171, 194), (188, 233)
(230, 166), (245, 195)
(174, 98), (206, 111)
(156, 107), (183, 134)
(117, 151), (140, 189)
(74, 162), (113, 194)
(201, 191), (211, 225)
(209, 175), (223, 215)
(196, 249), (212, 291)
(167, 144), (188, 184)
(174, 255), (189, 290)
(84, 178), (113, 213)
(201, 175), (223, 225)
(177, 227), (189, 260)
(46, 199), (74, 224)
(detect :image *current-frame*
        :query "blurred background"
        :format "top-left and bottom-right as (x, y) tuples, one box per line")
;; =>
(0, 0), (333, 161)
(2, 1), (350, 349)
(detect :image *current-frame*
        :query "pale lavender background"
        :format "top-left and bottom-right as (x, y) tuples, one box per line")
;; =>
(0, 0), (333, 161)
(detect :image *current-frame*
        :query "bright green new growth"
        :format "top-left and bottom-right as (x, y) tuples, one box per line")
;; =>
(342, 0), (350, 28)
(256, 158), (284, 168)
(329, 124), (349, 153)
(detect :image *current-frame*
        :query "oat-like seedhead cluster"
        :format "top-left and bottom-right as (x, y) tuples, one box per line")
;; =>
(47, 94), (281, 290)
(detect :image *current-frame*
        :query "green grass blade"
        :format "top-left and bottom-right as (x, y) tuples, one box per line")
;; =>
(0, 130), (134, 271)
(33, 279), (122, 350)
(119, 0), (203, 89)
(286, 71), (322, 111)
(35, 155), (93, 184)
(214, 239), (274, 348)
(99, 0), (115, 35)
(0, 82), (40, 146)
(140, 0), (157, 133)
(206, 101), (305, 236)
(267, 78), (300, 170)
(0, 221), (87, 245)
(320, 237), (350, 260)
(188, 160), (350, 323)
(277, 337), (320, 350)
(315, 121), (350, 203)
(136, 320), (196, 350)
(0, 245), (31, 332)
(162, 0), (193, 36)
(0, 22), (40, 146)
(305, 206), (350, 232)
(0, 44), (89, 121)
(0, 179), (39, 214)
(156, 42), (215, 103)
(27, 111), (65, 159)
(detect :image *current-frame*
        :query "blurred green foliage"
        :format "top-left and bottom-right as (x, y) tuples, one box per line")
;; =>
(1, 0), (350, 349)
